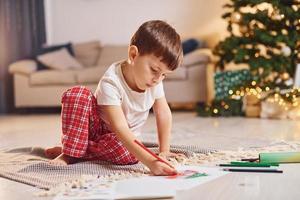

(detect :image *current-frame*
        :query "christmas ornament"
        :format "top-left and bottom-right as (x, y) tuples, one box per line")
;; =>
(284, 78), (294, 87)
(281, 46), (291, 56)
(275, 78), (282, 84)
(239, 25), (248, 34)
(271, 10), (284, 20)
(273, 72), (279, 77)
(231, 12), (242, 23)
(280, 72), (290, 81)
(265, 73), (275, 82)
(292, 5), (298, 12)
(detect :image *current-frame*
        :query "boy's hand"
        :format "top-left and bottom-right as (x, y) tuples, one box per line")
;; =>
(148, 160), (178, 176)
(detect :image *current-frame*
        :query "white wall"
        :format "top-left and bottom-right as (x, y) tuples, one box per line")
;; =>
(45, 0), (227, 45)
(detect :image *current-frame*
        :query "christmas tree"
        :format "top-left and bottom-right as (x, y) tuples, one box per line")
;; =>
(197, 0), (300, 117)
(214, 0), (300, 88)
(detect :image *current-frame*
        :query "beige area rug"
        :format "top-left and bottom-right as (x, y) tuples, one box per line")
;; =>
(0, 142), (214, 190)
(0, 140), (299, 197)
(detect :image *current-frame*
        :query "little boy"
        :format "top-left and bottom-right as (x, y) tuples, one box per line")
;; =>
(46, 20), (183, 176)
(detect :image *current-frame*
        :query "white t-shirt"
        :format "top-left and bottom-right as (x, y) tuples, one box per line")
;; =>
(94, 61), (165, 136)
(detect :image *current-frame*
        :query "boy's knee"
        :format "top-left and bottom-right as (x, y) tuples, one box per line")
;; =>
(61, 86), (93, 103)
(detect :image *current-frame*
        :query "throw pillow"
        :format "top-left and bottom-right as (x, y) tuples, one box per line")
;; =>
(37, 48), (83, 70)
(36, 42), (74, 70)
(182, 38), (207, 55)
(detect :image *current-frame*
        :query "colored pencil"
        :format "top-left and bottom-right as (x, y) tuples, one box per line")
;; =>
(134, 139), (174, 169)
(231, 161), (279, 166)
(218, 163), (271, 167)
(223, 168), (283, 173)
(241, 158), (259, 162)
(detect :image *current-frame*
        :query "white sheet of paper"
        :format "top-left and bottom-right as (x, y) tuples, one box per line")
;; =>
(54, 165), (229, 200)
(294, 63), (300, 87)
(115, 165), (228, 199)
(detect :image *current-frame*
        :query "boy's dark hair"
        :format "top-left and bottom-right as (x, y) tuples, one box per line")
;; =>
(130, 20), (183, 70)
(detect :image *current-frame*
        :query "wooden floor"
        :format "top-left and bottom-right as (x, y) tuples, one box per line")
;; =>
(0, 112), (300, 199)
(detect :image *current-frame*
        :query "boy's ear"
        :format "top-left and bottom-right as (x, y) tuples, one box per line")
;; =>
(128, 45), (139, 64)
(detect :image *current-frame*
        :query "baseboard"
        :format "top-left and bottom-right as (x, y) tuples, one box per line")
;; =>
(169, 102), (197, 111)
(14, 107), (61, 114)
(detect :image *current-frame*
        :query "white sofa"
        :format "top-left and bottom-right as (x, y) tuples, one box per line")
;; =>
(9, 41), (212, 108)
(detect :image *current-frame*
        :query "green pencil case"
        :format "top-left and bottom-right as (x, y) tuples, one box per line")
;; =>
(259, 152), (300, 164)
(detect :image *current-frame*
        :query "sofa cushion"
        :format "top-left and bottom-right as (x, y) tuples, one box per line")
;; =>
(182, 49), (210, 67)
(37, 48), (83, 70)
(9, 60), (37, 75)
(73, 41), (101, 67)
(30, 70), (76, 85)
(97, 45), (128, 67)
(165, 66), (187, 81)
(36, 42), (75, 71)
(75, 65), (108, 84)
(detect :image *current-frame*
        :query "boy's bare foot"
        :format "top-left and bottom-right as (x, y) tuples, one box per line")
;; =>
(49, 153), (78, 166)
(45, 146), (62, 159)
(49, 153), (68, 166)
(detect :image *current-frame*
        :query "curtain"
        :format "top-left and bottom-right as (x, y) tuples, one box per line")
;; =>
(0, 0), (46, 113)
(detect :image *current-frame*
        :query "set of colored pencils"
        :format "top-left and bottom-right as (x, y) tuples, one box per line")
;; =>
(218, 161), (282, 173)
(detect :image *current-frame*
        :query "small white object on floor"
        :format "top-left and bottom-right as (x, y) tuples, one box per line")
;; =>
(53, 178), (115, 200)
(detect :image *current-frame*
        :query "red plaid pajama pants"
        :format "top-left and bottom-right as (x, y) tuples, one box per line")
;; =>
(61, 86), (138, 165)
